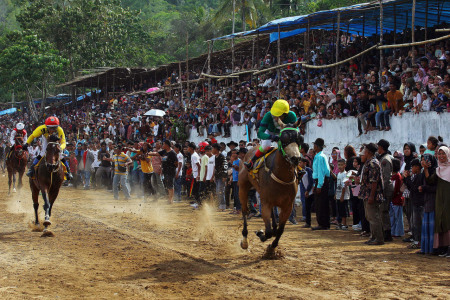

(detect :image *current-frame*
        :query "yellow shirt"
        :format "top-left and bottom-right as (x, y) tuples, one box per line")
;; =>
(135, 150), (153, 173)
(303, 100), (311, 113)
(27, 125), (66, 150)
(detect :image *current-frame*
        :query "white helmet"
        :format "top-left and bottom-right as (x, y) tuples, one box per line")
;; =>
(16, 123), (25, 130)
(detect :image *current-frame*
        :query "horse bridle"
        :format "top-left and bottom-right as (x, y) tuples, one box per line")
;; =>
(277, 127), (303, 164)
(45, 142), (61, 173)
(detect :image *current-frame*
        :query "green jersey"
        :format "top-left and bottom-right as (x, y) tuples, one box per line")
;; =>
(257, 111), (297, 140)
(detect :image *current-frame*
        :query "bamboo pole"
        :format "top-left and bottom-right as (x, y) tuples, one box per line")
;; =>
(425, 0), (428, 42)
(207, 41), (211, 102)
(251, 37), (255, 70)
(361, 14), (365, 75)
(411, 0), (416, 65)
(277, 24), (281, 97)
(178, 61), (182, 101)
(307, 17), (310, 82)
(393, 5), (397, 44)
(379, 0), (384, 85)
(186, 32), (189, 99)
(335, 11), (341, 89)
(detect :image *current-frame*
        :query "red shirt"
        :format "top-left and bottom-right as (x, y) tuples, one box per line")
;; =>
(391, 173), (404, 206)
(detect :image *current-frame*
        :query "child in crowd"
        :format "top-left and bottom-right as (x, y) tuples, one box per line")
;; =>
(69, 151), (78, 188)
(403, 158), (425, 249)
(390, 158), (404, 237)
(335, 159), (350, 230)
(299, 158), (314, 228)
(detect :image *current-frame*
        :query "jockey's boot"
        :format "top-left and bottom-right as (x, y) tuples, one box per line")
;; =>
(61, 158), (73, 180)
(26, 156), (40, 177)
(244, 148), (264, 170)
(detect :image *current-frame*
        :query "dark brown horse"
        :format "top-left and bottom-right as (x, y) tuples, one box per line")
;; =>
(29, 135), (64, 233)
(239, 119), (303, 257)
(6, 136), (28, 195)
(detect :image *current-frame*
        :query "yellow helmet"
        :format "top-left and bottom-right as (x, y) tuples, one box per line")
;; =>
(270, 99), (290, 117)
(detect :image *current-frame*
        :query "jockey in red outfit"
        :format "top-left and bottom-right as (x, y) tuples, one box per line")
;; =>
(7, 123), (27, 159)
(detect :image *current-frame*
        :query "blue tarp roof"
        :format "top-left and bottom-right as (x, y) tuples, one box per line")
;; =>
(0, 107), (17, 116)
(212, 0), (450, 42)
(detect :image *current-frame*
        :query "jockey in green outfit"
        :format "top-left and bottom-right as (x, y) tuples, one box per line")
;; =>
(245, 99), (297, 170)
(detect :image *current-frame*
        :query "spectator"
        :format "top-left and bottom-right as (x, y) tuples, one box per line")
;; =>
(112, 144), (132, 200)
(390, 158), (404, 237)
(212, 143), (227, 211)
(311, 138), (331, 230)
(357, 143), (384, 245)
(377, 139), (394, 242)
(423, 146), (450, 258)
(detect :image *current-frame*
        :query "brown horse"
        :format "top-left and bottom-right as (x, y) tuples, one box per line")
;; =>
(29, 135), (64, 233)
(6, 136), (28, 195)
(239, 119), (303, 257)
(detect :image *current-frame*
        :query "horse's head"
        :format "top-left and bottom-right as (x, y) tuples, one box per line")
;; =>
(277, 118), (303, 166)
(45, 136), (61, 171)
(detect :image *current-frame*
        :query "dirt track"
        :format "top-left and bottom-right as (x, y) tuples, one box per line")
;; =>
(0, 175), (449, 299)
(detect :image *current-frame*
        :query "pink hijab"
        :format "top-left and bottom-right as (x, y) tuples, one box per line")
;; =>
(331, 149), (342, 174)
(436, 146), (450, 183)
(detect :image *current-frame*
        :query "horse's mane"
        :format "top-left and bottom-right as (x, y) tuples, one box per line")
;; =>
(49, 135), (61, 143)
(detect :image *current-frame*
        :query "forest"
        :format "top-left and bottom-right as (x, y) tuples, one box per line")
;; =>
(0, 0), (365, 103)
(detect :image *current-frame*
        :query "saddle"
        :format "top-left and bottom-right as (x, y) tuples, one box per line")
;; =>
(248, 148), (277, 180)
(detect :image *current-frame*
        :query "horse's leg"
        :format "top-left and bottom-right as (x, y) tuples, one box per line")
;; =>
(271, 208), (278, 235)
(31, 186), (40, 225)
(42, 190), (52, 228)
(270, 206), (291, 250)
(239, 180), (251, 249)
(256, 201), (273, 242)
(18, 170), (23, 189)
(7, 170), (12, 195)
(12, 172), (16, 192)
(48, 185), (61, 218)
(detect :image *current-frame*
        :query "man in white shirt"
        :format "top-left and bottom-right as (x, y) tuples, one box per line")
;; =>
(188, 142), (201, 207)
(204, 145), (215, 199)
(174, 143), (184, 202)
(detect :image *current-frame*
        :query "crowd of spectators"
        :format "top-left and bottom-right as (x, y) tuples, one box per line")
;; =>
(0, 26), (449, 257)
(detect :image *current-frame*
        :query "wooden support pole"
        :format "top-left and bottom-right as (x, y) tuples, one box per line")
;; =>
(178, 61), (183, 101)
(277, 24), (281, 97)
(411, 0), (416, 65)
(379, 0), (384, 85)
(207, 40), (211, 103)
(307, 17), (310, 82)
(393, 5), (397, 44)
(251, 37), (255, 70)
(361, 14), (365, 73)
(186, 32), (189, 99)
(335, 11), (341, 89)
(425, 0), (428, 42)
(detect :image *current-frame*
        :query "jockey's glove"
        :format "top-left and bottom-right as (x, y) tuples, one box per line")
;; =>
(22, 143), (29, 151)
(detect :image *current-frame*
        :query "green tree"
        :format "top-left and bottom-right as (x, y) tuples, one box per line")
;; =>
(16, 0), (156, 77)
(211, 0), (270, 32)
(0, 32), (68, 120)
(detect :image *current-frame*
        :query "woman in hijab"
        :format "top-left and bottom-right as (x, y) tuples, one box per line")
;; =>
(330, 148), (342, 175)
(419, 154), (438, 254)
(423, 146), (450, 257)
(414, 68), (429, 86)
(402, 142), (417, 238)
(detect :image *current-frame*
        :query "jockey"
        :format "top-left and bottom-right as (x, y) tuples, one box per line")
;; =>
(24, 116), (72, 179)
(244, 99), (297, 170)
(6, 122), (27, 159)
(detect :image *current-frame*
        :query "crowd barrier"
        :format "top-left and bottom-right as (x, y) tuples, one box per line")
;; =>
(188, 112), (450, 154)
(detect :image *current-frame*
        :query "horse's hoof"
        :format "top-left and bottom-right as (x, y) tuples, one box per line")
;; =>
(255, 230), (264, 237)
(13, 188), (16, 193)
(240, 238), (248, 250)
(43, 220), (52, 226)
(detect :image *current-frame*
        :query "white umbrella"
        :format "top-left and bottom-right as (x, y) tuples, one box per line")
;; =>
(144, 109), (165, 117)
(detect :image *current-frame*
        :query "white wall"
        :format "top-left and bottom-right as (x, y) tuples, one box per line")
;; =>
(303, 112), (450, 153)
(188, 112), (450, 153)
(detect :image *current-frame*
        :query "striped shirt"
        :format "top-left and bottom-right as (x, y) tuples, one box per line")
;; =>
(113, 152), (132, 175)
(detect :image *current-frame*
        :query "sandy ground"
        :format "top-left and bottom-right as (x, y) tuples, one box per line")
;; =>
(0, 174), (449, 300)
